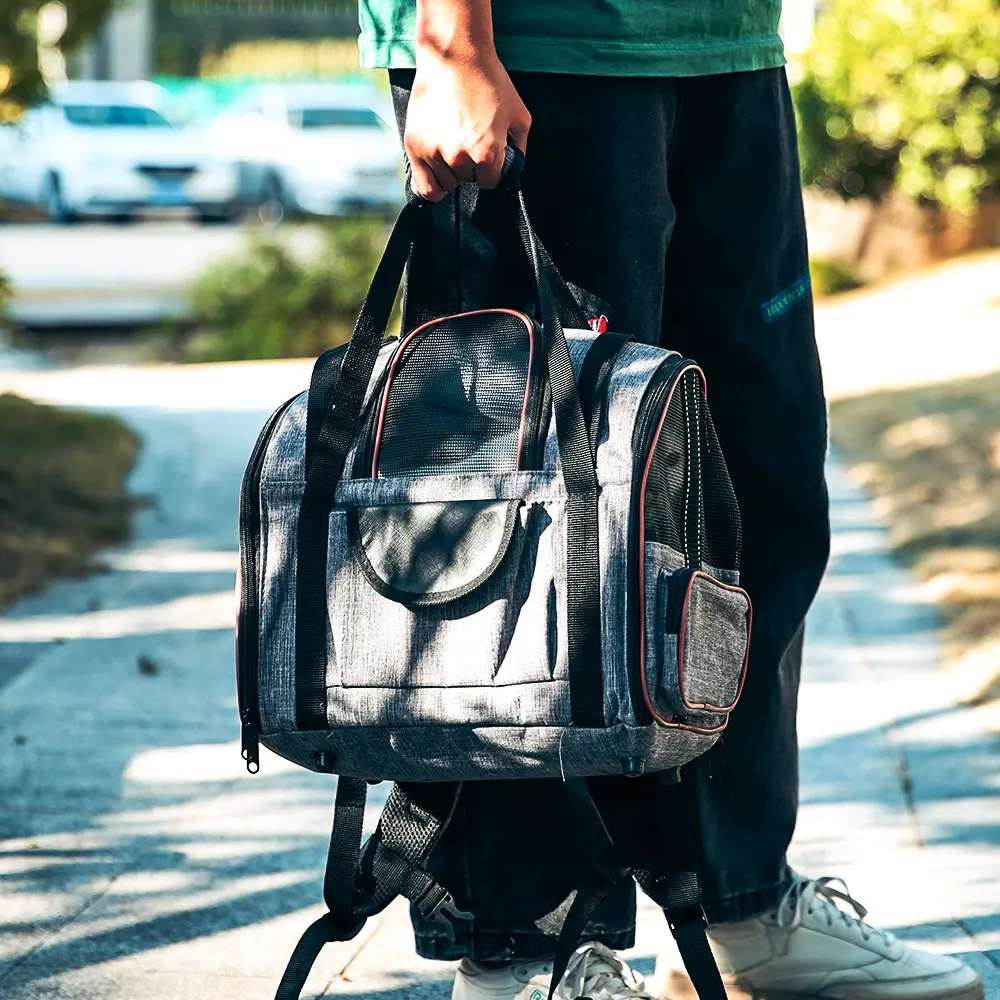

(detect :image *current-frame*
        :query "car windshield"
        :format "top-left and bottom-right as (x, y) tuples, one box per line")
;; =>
(288, 107), (383, 129)
(62, 104), (171, 127)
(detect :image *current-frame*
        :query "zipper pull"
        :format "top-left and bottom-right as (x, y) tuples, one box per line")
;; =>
(588, 314), (609, 334)
(241, 712), (260, 774)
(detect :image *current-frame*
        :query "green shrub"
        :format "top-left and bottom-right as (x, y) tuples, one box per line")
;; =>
(183, 216), (391, 362)
(794, 0), (1000, 213)
(809, 257), (864, 297)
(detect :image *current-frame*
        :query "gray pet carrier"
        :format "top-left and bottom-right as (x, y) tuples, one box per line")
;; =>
(236, 167), (750, 1000)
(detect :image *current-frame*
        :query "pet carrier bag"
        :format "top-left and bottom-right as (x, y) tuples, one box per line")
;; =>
(236, 162), (751, 1000)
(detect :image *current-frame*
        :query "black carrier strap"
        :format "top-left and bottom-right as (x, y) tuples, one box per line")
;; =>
(275, 780), (465, 1000)
(295, 200), (429, 730)
(515, 189), (605, 728)
(293, 164), (606, 732)
(543, 866), (725, 1000)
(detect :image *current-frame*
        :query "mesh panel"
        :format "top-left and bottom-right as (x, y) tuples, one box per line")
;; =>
(643, 368), (741, 574)
(376, 311), (537, 477)
(642, 375), (691, 556)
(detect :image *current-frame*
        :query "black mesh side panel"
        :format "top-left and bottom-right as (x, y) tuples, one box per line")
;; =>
(642, 376), (690, 556)
(701, 410), (742, 572)
(643, 368), (742, 574)
(377, 311), (536, 477)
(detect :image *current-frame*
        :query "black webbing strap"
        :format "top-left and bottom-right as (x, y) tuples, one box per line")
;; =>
(516, 188), (605, 729)
(638, 869), (728, 1000)
(294, 175), (604, 732)
(541, 866), (725, 1000)
(274, 777), (368, 1000)
(577, 332), (630, 458)
(545, 864), (631, 1000)
(294, 200), (430, 729)
(274, 780), (464, 1000)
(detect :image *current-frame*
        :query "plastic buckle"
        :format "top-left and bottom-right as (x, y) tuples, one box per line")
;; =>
(666, 903), (709, 934)
(416, 884), (474, 943)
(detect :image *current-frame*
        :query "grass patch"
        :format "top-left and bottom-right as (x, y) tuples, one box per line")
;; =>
(830, 371), (1000, 693)
(0, 394), (141, 609)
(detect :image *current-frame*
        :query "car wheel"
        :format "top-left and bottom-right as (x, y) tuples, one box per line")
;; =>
(257, 174), (286, 226)
(42, 173), (74, 224)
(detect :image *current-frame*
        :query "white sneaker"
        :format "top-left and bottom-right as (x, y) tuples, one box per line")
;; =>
(662, 875), (982, 1000)
(452, 941), (655, 1000)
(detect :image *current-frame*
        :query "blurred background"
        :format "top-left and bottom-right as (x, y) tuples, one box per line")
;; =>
(1, 2), (1000, 998)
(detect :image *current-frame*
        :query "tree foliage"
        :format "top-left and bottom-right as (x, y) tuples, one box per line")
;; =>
(0, 0), (115, 121)
(794, 0), (1000, 212)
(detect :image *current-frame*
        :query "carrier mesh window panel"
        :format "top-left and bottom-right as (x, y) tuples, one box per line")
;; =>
(642, 370), (697, 557)
(372, 310), (540, 478)
(643, 367), (741, 573)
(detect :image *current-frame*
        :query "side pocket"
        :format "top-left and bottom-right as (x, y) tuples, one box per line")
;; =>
(658, 569), (751, 715)
(645, 566), (751, 724)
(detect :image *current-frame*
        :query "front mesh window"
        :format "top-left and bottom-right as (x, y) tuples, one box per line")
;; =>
(374, 310), (538, 478)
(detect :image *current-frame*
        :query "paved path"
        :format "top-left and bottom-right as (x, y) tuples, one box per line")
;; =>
(2, 295), (1000, 997)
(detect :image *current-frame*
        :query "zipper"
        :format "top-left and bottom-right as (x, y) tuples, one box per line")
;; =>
(683, 373), (704, 569)
(521, 317), (547, 468)
(626, 355), (696, 726)
(354, 339), (399, 477)
(237, 393), (299, 773)
(238, 336), (397, 770)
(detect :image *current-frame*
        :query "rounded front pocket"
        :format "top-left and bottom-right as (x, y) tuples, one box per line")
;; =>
(642, 561), (751, 728)
(326, 499), (564, 703)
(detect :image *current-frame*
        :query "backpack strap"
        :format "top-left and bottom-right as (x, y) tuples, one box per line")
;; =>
(274, 779), (466, 1000)
(542, 866), (726, 1000)
(638, 868), (728, 1000)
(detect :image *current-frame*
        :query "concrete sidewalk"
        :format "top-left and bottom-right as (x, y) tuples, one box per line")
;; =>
(2, 264), (1000, 997)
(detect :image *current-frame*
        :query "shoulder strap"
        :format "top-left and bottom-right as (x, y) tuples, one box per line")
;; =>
(274, 779), (466, 1000)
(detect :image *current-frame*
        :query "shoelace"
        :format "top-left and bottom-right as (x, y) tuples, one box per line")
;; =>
(558, 941), (654, 1000)
(776, 875), (890, 946)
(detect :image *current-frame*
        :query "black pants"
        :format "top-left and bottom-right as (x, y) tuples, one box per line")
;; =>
(389, 67), (831, 962)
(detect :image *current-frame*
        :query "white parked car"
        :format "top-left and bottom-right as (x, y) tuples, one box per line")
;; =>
(0, 81), (241, 223)
(209, 83), (405, 220)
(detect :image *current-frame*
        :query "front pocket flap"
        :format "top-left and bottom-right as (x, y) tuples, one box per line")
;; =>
(677, 571), (751, 713)
(348, 499), (521, 606)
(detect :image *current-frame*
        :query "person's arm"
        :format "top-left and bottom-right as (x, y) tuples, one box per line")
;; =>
(404, 0), (531, 201)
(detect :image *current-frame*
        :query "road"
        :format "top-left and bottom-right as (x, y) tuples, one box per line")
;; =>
(0, 222), (324, 328)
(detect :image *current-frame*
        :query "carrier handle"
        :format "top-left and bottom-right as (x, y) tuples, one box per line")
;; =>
(295, 160), (604, 732)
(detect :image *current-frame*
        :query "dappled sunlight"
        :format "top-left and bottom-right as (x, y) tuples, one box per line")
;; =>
(104, 548), (239, 574)
(0, 589), (235, 642)
(123, 741), (298, 785)
(0, 732), (379, 993)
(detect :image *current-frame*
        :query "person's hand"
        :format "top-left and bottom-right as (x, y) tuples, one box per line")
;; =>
(405, 42), (531, 201)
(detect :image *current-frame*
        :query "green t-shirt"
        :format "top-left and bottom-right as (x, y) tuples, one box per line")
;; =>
(358, 1), (785, 77)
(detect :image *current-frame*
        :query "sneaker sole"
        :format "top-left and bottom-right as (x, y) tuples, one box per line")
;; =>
(664, 969), (984, 1000)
